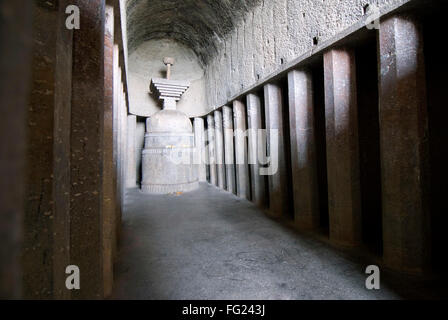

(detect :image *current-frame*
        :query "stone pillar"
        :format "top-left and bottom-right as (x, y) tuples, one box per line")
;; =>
(223, 106), (236, 194)
(112, 45), (121, 248)
(202, 117), (211, 182)
(233, 100), (250, 199)
(379, 14), (430, 273)
(194, 118), (207, 182)
(0, 0), (32, 299)
(246, 93), (266, 208)
(102, 3), (115, 298)
(126, 115), (137, 188)
(23, 0), (72, 300)
(323, 48), (361, 246)
(136, 121), (145, 184)
(120, 86), (127, 200)
(70, 0), (106, 299)
(264, 84), (289, 217)
(214, 110), (226, 189)
(288, 70), (320, 230)
(206, 115), (217, 186)
(117, 81), (126, 232)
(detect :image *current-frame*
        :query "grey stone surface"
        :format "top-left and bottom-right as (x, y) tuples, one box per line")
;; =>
(194, 118), (207, 182)
(246, 93), (266, 208)
(126, 0), (259, 64)
(206, 115), (217, 186)
(112, 184), (401, 300)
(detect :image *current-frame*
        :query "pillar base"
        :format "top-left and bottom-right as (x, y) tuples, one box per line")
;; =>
(141, 180), (199, 194)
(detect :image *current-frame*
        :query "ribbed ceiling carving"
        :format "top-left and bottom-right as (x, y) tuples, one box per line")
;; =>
(126, 0), (260, 64)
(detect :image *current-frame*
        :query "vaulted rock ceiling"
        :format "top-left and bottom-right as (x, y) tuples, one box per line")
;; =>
(126, 0), (260, 65)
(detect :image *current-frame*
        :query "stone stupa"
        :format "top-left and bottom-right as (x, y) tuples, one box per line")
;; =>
(141, 57), (199, 194)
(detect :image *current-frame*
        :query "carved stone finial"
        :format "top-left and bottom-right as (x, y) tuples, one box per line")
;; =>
(163, 57), (175, 79)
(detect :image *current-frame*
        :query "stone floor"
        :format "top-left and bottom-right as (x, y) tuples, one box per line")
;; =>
(112, 183), (401, 300)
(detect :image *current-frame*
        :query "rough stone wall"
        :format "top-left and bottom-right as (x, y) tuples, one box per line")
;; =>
(205, 0), (409, 109)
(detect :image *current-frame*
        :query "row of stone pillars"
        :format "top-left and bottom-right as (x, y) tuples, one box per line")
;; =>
(192, 14), (430, 274)
(0, 0), (132, 299)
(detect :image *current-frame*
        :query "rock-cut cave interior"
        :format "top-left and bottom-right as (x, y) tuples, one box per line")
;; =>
(1, 0), (448, 301)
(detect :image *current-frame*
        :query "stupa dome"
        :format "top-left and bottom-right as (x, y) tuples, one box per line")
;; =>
(147, 109), (193, 133)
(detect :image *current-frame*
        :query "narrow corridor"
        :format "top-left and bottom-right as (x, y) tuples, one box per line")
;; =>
(112, 184), (399, 300)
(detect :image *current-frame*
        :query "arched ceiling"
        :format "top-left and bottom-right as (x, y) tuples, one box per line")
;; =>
(126, 0), (260, 65)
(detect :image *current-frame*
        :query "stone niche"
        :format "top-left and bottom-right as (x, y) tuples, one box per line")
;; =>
(128, 39), (207, 118)
(141, 65), (199, 194)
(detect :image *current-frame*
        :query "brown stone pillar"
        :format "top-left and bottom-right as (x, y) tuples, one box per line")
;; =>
(23, 0), (72, 299)
(223, 106), (236, 194)
(288, 70), (320, 230)
(70, 0), (106, 299)
(233, 100), (250, 199)
(264, 83), (289, 217)
(113, 45), (121, 250)
(214, 110), (226, 189)
(119, 83), (127, 211)
(323, 48), (361, 246)
(206, 115), (217, 186)
(0, 0), (32, 299)
(246, 93), (266, 208)
(126, 115), (137, 188)
(102, 3), (115, 298)
(378, 14), (430, 273)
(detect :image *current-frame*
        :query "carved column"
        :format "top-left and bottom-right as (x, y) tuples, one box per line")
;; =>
(194, 118), (207, 182)
(214, 110), (226, 189)
(247, 93), (266, 208)
(70, 0), (107, 299)
(223, 106), (236, 194)
(23, 0), (72, 299)
(102, 3), (115, 297)
(323, 48), (361, 246)
(379, 14), (430, 273)
(126, 115), (137, 188)
(207, 115), (217, 186)
(233, 100), (250, 199)
(1, 0), (32, 299)
(264, 84), (289, 217)
(288, 70), (320, 230)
